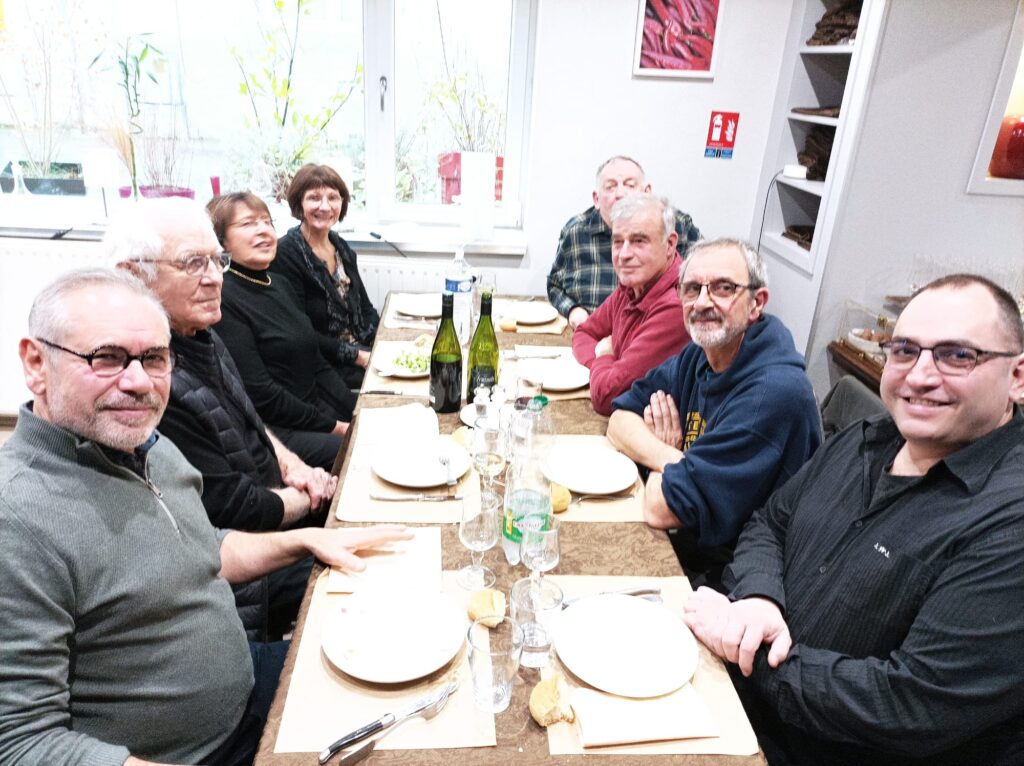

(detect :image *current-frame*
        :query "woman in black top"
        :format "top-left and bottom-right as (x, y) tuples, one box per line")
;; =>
(271, 164), (379, 389)
(208, 192), (353, 471)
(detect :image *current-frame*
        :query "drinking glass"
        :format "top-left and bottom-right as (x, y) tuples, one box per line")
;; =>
(467, 616), (523, 713)
(472, 417), (505, 491)
(457, 491), (501, 590)
(521, 516), (559, 588)
(510, 576), (563, 669)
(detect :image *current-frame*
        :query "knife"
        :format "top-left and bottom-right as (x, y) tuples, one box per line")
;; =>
(319, 681), (457, 763)
(369, 493), (465, 502)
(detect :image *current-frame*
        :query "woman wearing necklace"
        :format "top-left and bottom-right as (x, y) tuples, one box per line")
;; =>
(208, 192), (354, 472)
(271, 164), (379, 390)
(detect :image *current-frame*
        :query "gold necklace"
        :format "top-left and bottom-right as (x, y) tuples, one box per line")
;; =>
(228, 267), (272, 287)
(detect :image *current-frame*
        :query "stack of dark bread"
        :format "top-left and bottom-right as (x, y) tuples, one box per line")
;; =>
(806, 1), (861, 46)
(797, 126), (834, 181)
(783, 225), (815, 251)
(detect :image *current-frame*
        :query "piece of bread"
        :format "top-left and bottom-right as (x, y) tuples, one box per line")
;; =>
(529, 673), (575, 727)
(550, 483), (571, 513)
(451, 425), (472, 450)
(412, 333), (433, 347)
(499, 315), (517, 332)
(468, 588), (507, 628)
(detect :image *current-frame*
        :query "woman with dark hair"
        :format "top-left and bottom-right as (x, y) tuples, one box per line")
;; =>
(271, 164), (379, 389)
(207, 191), (354, 471)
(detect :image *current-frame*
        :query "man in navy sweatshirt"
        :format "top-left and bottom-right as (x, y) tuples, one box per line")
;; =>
(608, 238), (821, 586)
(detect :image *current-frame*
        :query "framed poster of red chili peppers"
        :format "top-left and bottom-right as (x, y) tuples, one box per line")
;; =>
(633, 0), (722, 78)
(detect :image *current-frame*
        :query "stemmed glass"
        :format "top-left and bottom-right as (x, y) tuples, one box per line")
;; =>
(521, 516), (560, 588)
(457, 491), (501, 590)
(472, 417), (506, 492)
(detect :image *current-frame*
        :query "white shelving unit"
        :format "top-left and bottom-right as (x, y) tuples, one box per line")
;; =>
(750, 0), (889, 353)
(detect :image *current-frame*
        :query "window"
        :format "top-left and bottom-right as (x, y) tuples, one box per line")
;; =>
(0, 0), (535, 231)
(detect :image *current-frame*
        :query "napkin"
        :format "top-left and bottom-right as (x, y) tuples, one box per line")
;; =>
(570, 683), (718, 747)
(327, 526), (442, 593)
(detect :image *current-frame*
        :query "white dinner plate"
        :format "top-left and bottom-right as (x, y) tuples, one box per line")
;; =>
(392, 293), (442, 319)
(372, 439), (471, 488)
(512, 301), (559, 325)
(518, 358), (590, 392)
(372, 345), (430, 378)
(542, 441), (638, 495)
(321, 591), (466, 684)
(552, 594), (698, 698)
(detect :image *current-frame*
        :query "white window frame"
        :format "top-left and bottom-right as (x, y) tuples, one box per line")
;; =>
(361, 0), (536, 229)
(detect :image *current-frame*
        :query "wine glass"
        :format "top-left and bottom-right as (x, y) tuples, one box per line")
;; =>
(472, 417), (506, 491)
(520, 516), (559, 588)
(457, 491), (501, 590)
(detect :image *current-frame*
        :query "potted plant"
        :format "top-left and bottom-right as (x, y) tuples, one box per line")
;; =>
(0, 1), (88, 195)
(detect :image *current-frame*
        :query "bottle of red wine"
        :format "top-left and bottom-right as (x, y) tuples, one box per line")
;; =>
(467, 291), (498, 393)
(429, 293), (463, 413)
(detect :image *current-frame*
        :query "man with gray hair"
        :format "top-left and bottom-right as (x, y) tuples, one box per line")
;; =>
(572, 193), (692, 415)
(608, 238), (821, 586)
(0, 268), (408, 764)
(547, 155), (700, 328)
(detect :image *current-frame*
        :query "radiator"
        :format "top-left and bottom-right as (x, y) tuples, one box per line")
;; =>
(0, 238), (105, 414)
(358, 256), (450, 312)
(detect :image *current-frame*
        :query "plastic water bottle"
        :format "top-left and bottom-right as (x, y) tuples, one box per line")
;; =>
(502, 436), (552, 565)
(445, 247), (474, 345)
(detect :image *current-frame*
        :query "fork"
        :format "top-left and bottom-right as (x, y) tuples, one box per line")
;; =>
(570, 488), (639, 507)
(439, 454), (456, 490)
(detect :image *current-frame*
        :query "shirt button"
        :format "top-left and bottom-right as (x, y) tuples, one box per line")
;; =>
(819, 565), (828, 574)
(854, 520), (864, 528)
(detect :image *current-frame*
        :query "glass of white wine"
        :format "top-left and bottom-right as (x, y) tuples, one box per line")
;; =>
(472, 417), (506, 492)
(457, 491), (501, 590)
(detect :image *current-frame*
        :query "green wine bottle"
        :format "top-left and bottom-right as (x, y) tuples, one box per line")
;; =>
(468, 292), (499, 393)
(430, 293), (463, 413)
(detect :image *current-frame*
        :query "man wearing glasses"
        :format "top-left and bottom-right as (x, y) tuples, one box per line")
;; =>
(0, 268), (408, 765)
(608, 238), (821, 586)
(683, 274), (1024, 764)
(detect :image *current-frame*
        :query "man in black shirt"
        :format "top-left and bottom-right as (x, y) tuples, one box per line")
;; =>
(684, 274), (1024, 765)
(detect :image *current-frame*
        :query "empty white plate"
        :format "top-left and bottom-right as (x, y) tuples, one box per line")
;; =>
(542, 441), (638, 495)
(512, 302), (559, 325)
(518, 358), (590, 392)
(392, 293), (442, 318)
(372, 439), (471, 488)
(553, 594), (698, 698)
(321, 591), (466, 683)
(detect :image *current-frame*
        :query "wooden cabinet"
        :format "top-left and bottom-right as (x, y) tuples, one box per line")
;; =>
(750, 0), (889, 354)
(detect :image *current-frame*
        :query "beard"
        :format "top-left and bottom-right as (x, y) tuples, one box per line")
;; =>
(48, 389), (165, 452)
(686, 307), (747, 349)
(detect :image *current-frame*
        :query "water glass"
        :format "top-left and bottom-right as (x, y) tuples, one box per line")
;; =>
(510, 576), (563, 668)
(521, 516), (560, 587)
(467, 617), (523, 713)
(472, 417), (506, 491)
(457, 491), (501, 590)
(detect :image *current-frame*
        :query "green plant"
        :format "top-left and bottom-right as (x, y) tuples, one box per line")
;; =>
(231, 0), (360, 199)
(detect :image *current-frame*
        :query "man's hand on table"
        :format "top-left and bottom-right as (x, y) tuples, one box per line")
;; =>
(283, 462), (338, 513)
(568, 306), (589, 329)
(356, 349), (371, 369)
(306, 525), (414, 572)
(644, 390), (683, 450)
(684, 588), (792, 677)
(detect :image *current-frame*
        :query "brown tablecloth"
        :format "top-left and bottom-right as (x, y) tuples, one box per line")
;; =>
(254, 293), (766, 766)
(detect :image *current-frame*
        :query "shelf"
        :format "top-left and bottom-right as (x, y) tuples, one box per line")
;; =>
(760, 231), (813, 276)
(776, 175), (824, 197)
(788, 112), (839, 127)
(799, 43), (856, 55)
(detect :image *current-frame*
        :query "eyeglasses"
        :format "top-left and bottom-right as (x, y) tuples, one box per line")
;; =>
(879, 339), (1020, 375)
(132, 251), (231, 277)
(38, 339), (176, 378)
(228, 216), (274, 231)
(679, 279), (753, 302)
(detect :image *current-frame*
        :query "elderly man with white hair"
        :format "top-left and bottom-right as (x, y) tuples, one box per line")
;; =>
(107, 197), (336, 638)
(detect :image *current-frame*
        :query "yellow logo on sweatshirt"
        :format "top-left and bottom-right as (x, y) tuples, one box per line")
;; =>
(683, 411), (705, 451)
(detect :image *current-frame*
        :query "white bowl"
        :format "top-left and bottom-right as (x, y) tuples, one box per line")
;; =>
(846, 328), (884, 355)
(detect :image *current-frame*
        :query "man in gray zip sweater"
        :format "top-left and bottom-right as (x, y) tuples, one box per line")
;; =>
(0, 268), (409, 765)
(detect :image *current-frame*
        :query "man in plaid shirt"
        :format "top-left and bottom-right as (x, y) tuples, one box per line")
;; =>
(547, 156), (701, 328)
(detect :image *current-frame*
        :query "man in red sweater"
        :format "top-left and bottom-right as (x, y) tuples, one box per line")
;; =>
(572, 193), (692, 415)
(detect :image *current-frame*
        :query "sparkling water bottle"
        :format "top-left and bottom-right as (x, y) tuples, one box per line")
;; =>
(445, 247), (474, 345)
(502, 449), (552, 565)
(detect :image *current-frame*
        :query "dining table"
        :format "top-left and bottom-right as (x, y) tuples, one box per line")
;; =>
(254, 292), (767, 766)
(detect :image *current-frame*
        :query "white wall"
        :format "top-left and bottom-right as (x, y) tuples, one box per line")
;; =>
(505, 0), (795, 295)
(805, 0), (1024, 397)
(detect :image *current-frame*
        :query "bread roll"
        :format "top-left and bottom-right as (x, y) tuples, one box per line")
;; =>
(499, 315), (517, 332)
(550, 483), (571, 513)
(529, 673), (575, 727)
(468, 588), (506, 628)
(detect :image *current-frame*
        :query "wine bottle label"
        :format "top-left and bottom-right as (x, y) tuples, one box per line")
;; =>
(468, 366), (496, 392)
